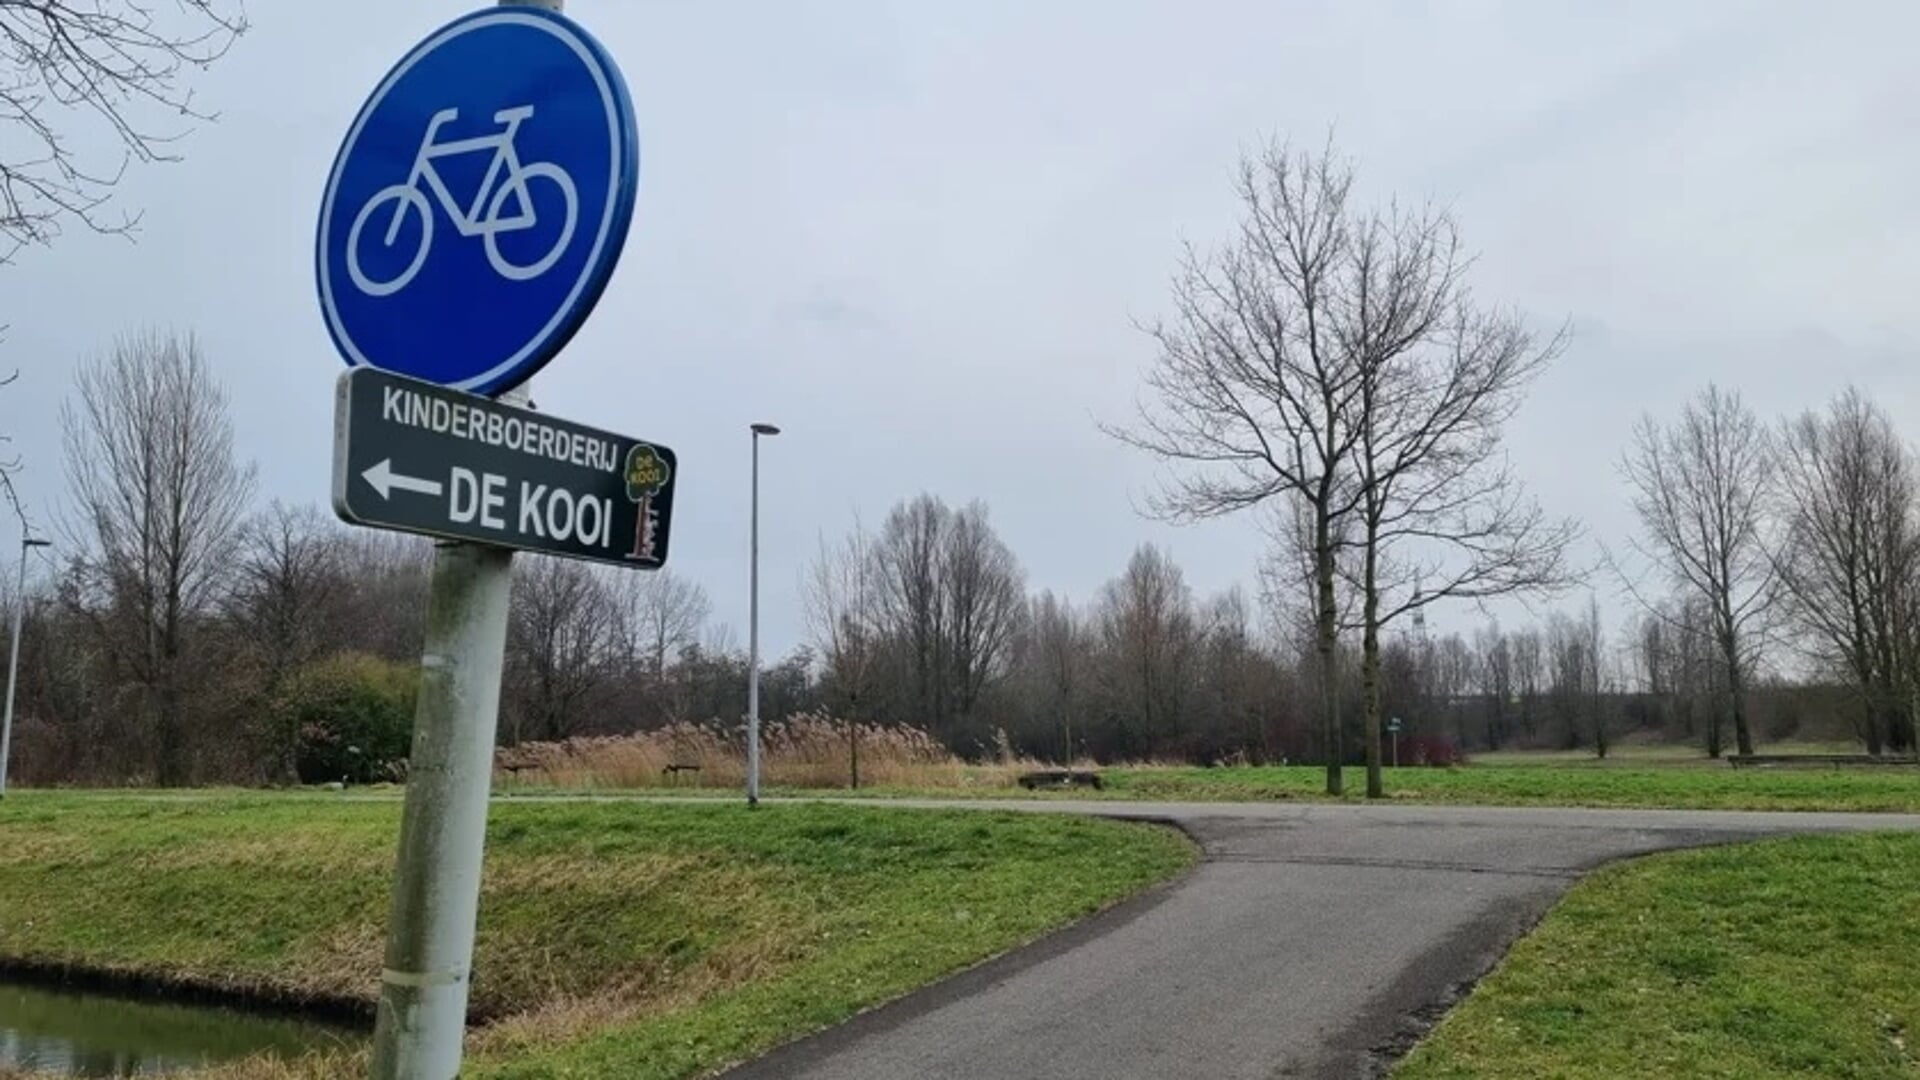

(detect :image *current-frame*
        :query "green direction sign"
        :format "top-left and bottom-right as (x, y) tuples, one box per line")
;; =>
(332, 367), (677, 567)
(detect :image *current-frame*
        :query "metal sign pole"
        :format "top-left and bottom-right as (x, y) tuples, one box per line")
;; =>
(318, 0), (634, 1068)
(747, 430), (762, 807)
(746, 423), (779, 806)
(0, 536), (48, 799)
(368, 5), (551, 1071)
(369, 541), (513, 1079)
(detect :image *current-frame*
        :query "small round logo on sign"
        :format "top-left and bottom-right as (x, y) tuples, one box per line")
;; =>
(316, 8), (639, 397)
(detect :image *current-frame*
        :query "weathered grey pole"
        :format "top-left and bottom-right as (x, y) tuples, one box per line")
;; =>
(369, 542), (513, 1079)
(366, 3), (556, 1076)
(746, 422), (779, 806)
(0, 535), (49, 800)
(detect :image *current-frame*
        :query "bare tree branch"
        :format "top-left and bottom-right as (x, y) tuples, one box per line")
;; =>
(0, 0), (247, 262)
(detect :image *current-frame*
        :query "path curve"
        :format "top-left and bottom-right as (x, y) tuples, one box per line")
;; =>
(717, 800), (1920, 1080)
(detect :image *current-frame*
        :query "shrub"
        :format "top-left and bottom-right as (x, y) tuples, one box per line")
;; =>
(279, 654), (418, 784)
(1394, 733), (1465, 767)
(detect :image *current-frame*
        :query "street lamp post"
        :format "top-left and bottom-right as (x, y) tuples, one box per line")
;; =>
(1, 535), (51, 799)
(747, 422), (780, 806)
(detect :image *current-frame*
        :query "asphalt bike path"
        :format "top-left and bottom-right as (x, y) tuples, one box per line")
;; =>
(712, 800), (1920, 1080)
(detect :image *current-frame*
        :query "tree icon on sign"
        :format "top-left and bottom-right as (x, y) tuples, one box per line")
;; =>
(624, 443), (670, 562)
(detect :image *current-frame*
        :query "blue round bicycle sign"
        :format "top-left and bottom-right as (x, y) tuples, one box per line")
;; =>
(316, 7), (638, 396)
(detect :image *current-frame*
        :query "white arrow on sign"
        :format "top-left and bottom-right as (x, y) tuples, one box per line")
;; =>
(362, 459), (444, 500)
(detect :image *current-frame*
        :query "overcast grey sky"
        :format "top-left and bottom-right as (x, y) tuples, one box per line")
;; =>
(6, 0), (1920, 657)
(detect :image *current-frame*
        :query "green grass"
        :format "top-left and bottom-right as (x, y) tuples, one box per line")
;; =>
(1083, 763), (1920, 811)
(1396, 833), (1920, 1079)
(0, 794), (1193, 1078)
(534, 762), (1920, 812)
(1470, 740), (1870, 768)
(507, 740), (1920, 813)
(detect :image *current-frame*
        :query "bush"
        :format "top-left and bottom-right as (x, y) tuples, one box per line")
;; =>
(279, 654), (418, 784)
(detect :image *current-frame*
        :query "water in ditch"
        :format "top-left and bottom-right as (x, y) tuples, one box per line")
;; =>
(0, 980), (363, 1076)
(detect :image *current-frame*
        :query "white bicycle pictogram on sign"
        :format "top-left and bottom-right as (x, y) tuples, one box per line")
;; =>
(347, 105), (580, 296)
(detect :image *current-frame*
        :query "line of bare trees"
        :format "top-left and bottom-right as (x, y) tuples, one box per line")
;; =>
(3, 9), (1910, 788)
(1102, 139), (1920, 782)
(1620, 384), (1920, 757)
(2, 326), (1910, 788)
(2, 331), (808, 785)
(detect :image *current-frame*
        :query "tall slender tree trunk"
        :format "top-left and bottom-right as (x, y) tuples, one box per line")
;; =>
(1853, 637), (1884, 754)
(1361, 535), (1384, 799)
(157, 605), (184, 786)
(157, 678), (183, 786)
(1726, 645), (1755, 757)
(847, 691), (861, 789)
(1315, 510), (1342, 796)
(1061, 695), (1075, 770)
(1704, 688), (1724, 758)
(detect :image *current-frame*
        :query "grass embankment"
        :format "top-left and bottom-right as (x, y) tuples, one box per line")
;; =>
(0, 795), (1192, 1078)
(1397, 833), (1920, 1079)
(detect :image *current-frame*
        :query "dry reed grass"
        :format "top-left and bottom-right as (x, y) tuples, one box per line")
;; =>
(496, 712), (1042, 791)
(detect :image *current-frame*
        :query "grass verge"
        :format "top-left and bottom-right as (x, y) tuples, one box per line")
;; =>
(1091, 764), (1920, 811)
(502, 746), (1920, 813)
(1396, 833), (1920, 1079)
(0, 794), (1193, 1078)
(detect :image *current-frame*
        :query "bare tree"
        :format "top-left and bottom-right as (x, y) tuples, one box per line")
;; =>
(60, 330), (254, 784)
(504, 557), (615, 744)
(875, 495), (946, 730)
(1107, 142), (1380, 793)
(1508, 627), (1543, 741)
(872, 495), (1025, 743)
(331, 530), (431, 661)
(1339, 207), (1576, 796)
(1025, 590), (1089, 766)
(1544, 601), (1605, 755)
(1648, 594), (1726, 755)
(1094, 545), (1199, 758)
(942, 501), (1026, 721)
(228, 502), (343, 780)
(612, 569), (710, 684)
(1197, 587), (1272, 761)
(1, 1), (246, 262)
(1620, 385), (1777, 757)
(803, 523), (881, 787)
(0, 370), (21, 518)
(1775, 389), (1919, 753)
(1583, 598), (1608, 758)
(1474, 623), (1514, 750)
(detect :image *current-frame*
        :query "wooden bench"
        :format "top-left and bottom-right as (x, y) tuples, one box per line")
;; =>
(1016, 769), (1103, 791)
(1726, 754), (1919, 769)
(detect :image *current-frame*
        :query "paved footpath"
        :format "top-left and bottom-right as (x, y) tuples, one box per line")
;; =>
(717, 800), (1920, 1080)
